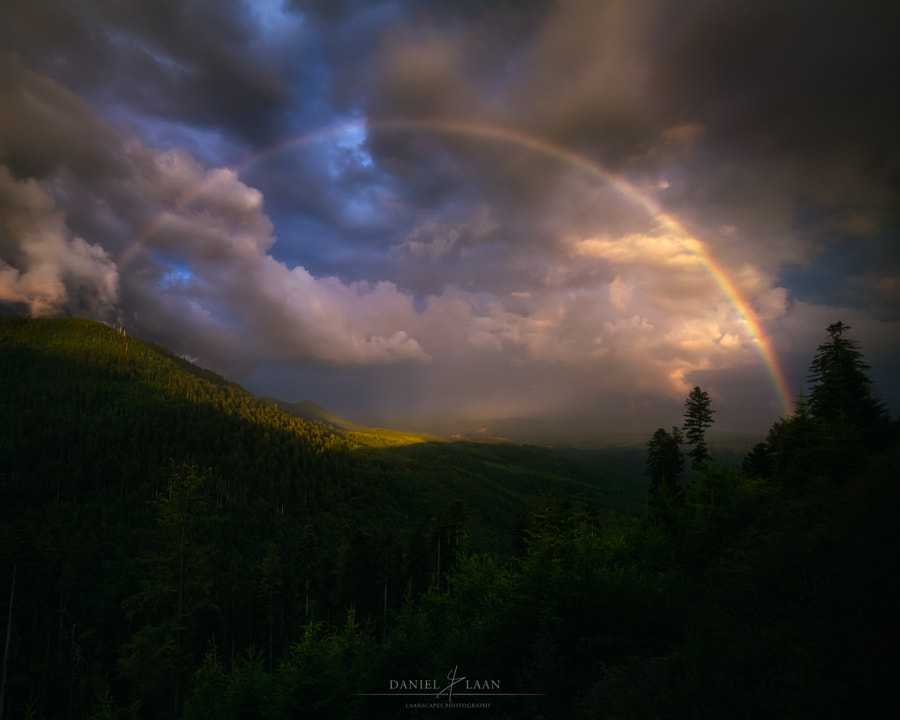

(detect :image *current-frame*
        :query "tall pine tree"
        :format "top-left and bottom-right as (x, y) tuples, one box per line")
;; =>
(683, 386), (715, 470)
(807, 322), (890, 447)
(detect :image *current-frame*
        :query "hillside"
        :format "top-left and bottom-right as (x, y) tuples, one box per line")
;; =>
(0, 316), (636, 719)
(259, 397), (358, 430)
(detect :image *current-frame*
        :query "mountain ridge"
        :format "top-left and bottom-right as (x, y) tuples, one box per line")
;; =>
(259, 397), (358, 431)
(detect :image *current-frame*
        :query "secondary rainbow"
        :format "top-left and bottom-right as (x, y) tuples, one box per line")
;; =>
(111, 117), (794, 416)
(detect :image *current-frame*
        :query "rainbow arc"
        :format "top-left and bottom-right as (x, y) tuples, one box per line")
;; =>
(107, 117), (794, 416)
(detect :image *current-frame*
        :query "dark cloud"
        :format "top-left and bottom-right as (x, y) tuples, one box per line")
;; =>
(1, 0), (898, 433)
(0, 53), (126, 180)
(653, 0), (900, 150)
(1, 0), (299, 145)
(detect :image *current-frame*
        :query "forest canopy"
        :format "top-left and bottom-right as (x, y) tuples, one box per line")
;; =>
(1, 317), (897, 720)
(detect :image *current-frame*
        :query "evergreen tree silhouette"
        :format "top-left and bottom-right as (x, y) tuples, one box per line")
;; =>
(683, 386), (715, 470)
(647, 426), (685, 503)
(807, 322), (890, 448)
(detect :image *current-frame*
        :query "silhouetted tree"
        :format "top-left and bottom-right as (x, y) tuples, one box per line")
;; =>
(766, 394), (819, 484)
(683, 386), (716, 470)
(647, 426), (685, 503)
(807, 321), (890, 449)
(742, 441), (774, 479)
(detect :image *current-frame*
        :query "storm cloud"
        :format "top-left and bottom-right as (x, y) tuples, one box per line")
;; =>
(1, 0), (898, 434)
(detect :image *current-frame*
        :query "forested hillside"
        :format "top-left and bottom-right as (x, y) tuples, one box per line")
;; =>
(0, 317), (629, 719)
(1, 317), (898, 719)
(258, 398), (358, 431)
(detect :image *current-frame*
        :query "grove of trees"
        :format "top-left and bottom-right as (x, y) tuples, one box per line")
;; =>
(646, 384), (716, 507)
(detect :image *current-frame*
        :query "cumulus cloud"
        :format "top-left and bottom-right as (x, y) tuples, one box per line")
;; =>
(123, 138), (434, 368)
(0, 166), (118, 318)
(0, 51), (430, 370)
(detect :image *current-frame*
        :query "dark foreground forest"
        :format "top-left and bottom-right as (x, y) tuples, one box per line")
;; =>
(1, 317), (898, 719)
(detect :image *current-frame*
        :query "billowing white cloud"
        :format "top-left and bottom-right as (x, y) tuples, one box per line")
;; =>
(0, 166), (119, 318)
(126, 143), (432, 367)
(0, 55), (432, 369)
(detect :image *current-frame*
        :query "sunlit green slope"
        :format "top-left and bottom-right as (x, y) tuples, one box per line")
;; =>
(0, 316), (347, 510)
(259, 396), (358, 430)
(0, 316), (638, 522)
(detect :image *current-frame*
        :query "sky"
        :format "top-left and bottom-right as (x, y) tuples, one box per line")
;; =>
(1, 0), (898, 437)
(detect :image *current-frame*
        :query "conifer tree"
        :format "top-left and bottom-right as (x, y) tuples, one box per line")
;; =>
(766, 394), (818, 484)
(807, 321), (890, 447)
(741, 441), (774, 479)
(683, 386), (715, 470)
(647, 426), (685, 502)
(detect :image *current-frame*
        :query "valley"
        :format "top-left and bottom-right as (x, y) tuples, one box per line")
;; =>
(1, 317), (897, 719)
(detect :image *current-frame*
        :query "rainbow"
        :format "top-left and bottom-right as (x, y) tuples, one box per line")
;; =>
(109, 117), (794, 416)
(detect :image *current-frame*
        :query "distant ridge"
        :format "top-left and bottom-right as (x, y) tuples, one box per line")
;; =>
(260, 397), (357, 430)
